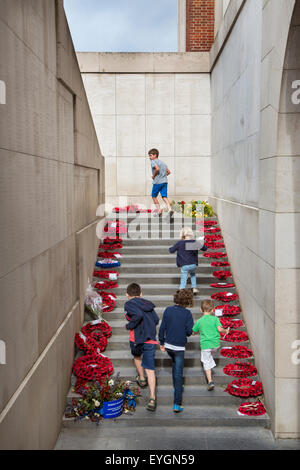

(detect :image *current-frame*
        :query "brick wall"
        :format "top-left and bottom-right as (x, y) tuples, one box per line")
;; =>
(186, 0), (215, 51)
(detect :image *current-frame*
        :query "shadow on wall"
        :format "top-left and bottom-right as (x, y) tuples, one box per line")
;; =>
(279, 0), (300, 437)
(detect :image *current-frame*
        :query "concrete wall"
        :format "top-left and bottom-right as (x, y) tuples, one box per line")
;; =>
(77, 52), (211, 209)
(0, 0), (104, 449)
(210, 0), (299, 438)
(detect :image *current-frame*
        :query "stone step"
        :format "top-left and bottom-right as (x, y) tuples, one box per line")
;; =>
(114, 245), (222, 255)
(98, 307), (242, 321)
(121, 238), (220, 246)
(66, 384), (252, 407)
(94, 263), (217, 275)
(62, 404), (270, 429)
(96, 254), (227, 265)
(111, 295), (239, 309)
(103, 284), (236, 296)
(112, 272), (222, 284)
(105, 214), (218, 222)
(84, 349), (252, 368)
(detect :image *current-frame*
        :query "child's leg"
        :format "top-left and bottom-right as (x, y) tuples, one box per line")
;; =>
(189, 265), (197, 288)
(133, 356), (145, 380)
(201, 349), (216, 383)
(162, 197), (172, 211)
(145, 369), (156, 400)
(180, 265), (189, 289)
(152, 197), (161, 213)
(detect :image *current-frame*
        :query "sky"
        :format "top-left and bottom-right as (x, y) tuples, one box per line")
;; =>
(64, 0), (178, 52)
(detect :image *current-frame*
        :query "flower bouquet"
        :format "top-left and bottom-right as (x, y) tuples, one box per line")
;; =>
(84, 284), (103, 319)
(170, 200), (214, 218)
(65, 374), (140, 424)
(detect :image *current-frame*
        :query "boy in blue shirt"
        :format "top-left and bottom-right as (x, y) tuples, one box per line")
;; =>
(148, 148), (173, 217)
(158, 289), (194, 413)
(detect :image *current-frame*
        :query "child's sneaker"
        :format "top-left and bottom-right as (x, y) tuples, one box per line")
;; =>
(173, 404), (183, 413)
(207, 381), (215, 391)
(192, 288), (200, 295)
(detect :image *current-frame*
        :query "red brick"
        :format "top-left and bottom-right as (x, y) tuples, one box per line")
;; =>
(186, 0), (215, 51)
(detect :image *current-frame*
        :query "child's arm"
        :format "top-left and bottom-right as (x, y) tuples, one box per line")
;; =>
(169, 241), (179, 254)
(152, 165), (160, 180)
(125, 310), (143, 330)
(217, 326), (230, 335)
(166, 167), (171, 176)
(186, 312), (194, 337)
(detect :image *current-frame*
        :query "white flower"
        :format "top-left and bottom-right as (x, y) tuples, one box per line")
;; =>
(108, 379), (114, 386)
(93, 399), (100, 407)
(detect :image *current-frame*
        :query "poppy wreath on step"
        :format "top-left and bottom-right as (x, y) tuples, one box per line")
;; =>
(238, 401), (266, 416)
(97, 292), (117, 312)
(205, 234), (223, 242)
(220, 329), (249, 342)
(99, 242), (123, 250)
(81, 319), (112, 339)
(93, 280), (118, 290)
(93, 270), (119, 280)
(97, 251), (122, 259)
(103, 236), (123, 244)
(225, 378), (263, 398)
(74, 332), (100, 355)
(219, 318), (243, 329)
(211, 261), (230, 267)
(213, 270), (232, 280)
(95, 259), (121, 269)
(112, 205), (152, 213)
(104, 221), (128, 234)
(220, 345), (253, 359)
(211, 292), (238, 302)
(210, 282), (235, 288)
(204, 252), (227, 259)
(215, 305), (241, 316)
(223, 361), (257, 378)
(73, 353), (114, 392)
(205, 242), (225, 249)
(204, 227), (221, 233)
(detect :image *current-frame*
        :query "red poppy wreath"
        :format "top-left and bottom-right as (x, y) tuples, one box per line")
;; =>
(97, 251), (122, 259)
(205, 234), (223, 242)
(81, 319), (112, 339)
(210, 282), (235, 288)
(72, 353), (114, 392)
(238, 401), (266, 416)
(205, 242), (225, 249)
(213, 270), (232, 280)
(215, 305), (241, 316)
(204, 252), (227, 259)
(219, 318), (243, 329)
(220, 345), (253, 359)
(204, 227), (221, 233)
(220, 329), (249, 342)
(211, 261), (230, 267)
(211, 292), (238, 302)
(97, 292), (117, 312)
(93, 280), (118, 290)
(93, 270), (119, 280)
(225, 378), (263, 398)
(223, 361), (257, 378)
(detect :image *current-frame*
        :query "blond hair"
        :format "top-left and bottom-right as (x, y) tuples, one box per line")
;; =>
(201, 299), (214, 313)
(180, 227), (195, 240)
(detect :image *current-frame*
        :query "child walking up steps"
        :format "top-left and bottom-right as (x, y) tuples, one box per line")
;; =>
(192, 299), (229, 391)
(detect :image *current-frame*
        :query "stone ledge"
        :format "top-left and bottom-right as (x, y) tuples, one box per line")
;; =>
(77, 52), (210, 73)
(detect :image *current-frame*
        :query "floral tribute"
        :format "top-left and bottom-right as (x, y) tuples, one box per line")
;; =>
(205, 242), (225, 249)
(220, 330), (249, 342)
(81, 319), (112, 339)
(225, 378), (263, 398)
(95, 259), (121, 268)
(93, 270), (119, 280)
(112, 205), (152, 213)
(97, 292), (117, 313)
(220, 345), (253, 359)
(211, 261), (230, 267)
(223, 361), (257, 378)
(205, 235), (223, 242)
(104, 221), (128, 235)
(238, 401), (266, 416)
(93, 280), (118, 290)
(211, 292), (238, 302)
(65, 375), (140, 424)
(215, 305), (241, 316)
(74, 332), (102, 355)
(72, 353), (114, 393)
(210, 282), (235, 288)
(170, 200), (214, 218)
(204, 227), (221, 233)
(213, 270), (232, 280)
(219, 318), (243, 329)
(204, 252), (227, 259)
(97, 251), (122, 259)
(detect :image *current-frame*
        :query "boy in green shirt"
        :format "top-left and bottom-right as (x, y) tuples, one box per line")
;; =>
(193, 299), (229, 391)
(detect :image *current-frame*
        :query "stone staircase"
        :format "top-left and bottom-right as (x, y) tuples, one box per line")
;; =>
(55, 212), (272, 450)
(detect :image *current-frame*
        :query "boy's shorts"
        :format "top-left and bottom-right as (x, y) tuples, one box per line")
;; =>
(130, 342), (156, 371)
(200, 348), (219, 371)
(152, 182), (168, 198)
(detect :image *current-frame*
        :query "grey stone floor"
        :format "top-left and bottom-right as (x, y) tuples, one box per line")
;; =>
(55, 425), (300, 450)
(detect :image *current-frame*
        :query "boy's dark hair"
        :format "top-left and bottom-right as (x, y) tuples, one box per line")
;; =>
(174, 289), (194, 308)
(201, 299), (214, 313)
(148, 148), (159, 157)
(127, 283), (142, 297)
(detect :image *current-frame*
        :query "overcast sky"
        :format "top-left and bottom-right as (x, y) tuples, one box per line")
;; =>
(64, 0), (178, 52)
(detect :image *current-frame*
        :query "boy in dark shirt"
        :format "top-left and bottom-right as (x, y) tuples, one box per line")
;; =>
(124, 283), (160, 411)
(159, 289), (194, 413)
(169, 227), (207, 294)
